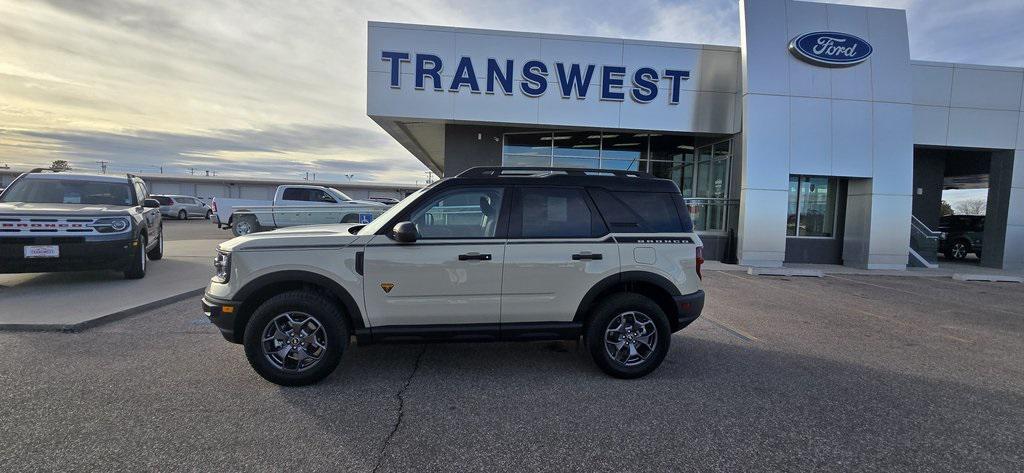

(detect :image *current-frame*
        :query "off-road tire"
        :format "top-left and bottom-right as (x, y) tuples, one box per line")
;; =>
(585, 293), (671, 379)
(243, 290), (348, 386)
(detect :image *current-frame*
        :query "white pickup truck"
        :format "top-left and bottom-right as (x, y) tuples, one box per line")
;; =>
(212, 185), (390, 236)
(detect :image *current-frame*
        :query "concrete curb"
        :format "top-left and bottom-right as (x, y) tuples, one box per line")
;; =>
(0, 287), (205, 333)
(747, 267), (824, 277)
(952, 274), (1024, 283)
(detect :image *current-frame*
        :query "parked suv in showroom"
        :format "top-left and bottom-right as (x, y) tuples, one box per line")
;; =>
(203, 167), (705, 386)
(0, 169), (164, 279)
(939, 214), (984, 260)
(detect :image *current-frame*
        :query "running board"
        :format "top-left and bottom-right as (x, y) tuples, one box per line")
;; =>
(908, 247), (938, 269)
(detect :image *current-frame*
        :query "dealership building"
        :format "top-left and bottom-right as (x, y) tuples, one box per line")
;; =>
(367, 0), (1024, 270)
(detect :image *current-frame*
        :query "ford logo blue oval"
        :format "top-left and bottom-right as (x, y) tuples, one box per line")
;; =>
(789, 31), (872, 67)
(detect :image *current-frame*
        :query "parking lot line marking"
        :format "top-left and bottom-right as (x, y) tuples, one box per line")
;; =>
(705, 316), (760, 342)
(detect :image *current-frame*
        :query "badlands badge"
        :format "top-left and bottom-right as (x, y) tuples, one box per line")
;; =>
(380, 282), (395, 294)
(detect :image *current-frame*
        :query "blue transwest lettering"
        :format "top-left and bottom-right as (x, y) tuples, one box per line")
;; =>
(449, 56), (480, 93)
(415, 53), (443, 90)
(555, 63), (595, 99)
(600, 65), (626, 101)
(520, 60), (548, 97)
(382, 52), (689, 104)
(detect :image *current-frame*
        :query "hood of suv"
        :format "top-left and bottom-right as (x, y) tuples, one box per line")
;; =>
(0, 201), (132, 216)
(220, 223), (363, 252)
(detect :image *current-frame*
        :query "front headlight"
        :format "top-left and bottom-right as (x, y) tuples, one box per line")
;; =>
(213, 250), (231, 283)
(92, 217), (130, 233)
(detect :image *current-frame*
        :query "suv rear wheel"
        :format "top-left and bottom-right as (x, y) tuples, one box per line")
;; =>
(585, 293), (670, 379)
(243, 290), (348, 386)
(947, 239), (970, 260)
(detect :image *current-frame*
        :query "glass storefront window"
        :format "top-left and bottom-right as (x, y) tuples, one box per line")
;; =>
(500, 130), (734, 233)
(787, 175), (838, 237)
(599, 133), (645, 163)
(503, 132), (551, 158)
(552, 132), (600, 159)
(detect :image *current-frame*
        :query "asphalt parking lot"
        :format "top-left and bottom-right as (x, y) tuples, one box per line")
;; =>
(1, 271), (1021, 471)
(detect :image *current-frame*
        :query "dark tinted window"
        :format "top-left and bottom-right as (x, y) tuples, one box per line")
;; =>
(519, 187), (596, 238)
(281, 188), (308, 201)
(153, 196), (173, 205)
(589, 189), (691, 233)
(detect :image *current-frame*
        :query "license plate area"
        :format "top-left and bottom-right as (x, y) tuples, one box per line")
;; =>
(24, 245), (60, 258)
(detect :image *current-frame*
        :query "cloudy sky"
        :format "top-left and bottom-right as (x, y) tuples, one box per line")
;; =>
(1, 0), (1022, 184)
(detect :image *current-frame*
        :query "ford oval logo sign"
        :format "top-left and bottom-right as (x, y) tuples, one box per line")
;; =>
(789, 31), (872, 67)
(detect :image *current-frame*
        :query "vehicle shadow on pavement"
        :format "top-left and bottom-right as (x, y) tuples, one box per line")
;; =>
(270, 336), (1024, 472)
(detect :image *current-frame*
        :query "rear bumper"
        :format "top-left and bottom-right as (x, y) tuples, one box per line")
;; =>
(202, 294), (242, 343)
(672, 290), (705, 332)
(0, 236), (134, 273)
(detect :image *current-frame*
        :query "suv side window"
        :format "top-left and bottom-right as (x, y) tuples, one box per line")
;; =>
(133, 181), (148, 205)
(408, 187), (505, 239)
(517, 187), (602, 238)
(589, 188), (692, 233)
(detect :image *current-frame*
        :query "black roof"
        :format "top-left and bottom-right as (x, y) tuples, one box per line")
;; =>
(444, 167), (681, 193)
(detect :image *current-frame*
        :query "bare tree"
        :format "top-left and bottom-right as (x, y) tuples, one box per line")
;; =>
(50, 160), (71, 171)
(940, 200), (953, 216)
(954, 198), (986, 215)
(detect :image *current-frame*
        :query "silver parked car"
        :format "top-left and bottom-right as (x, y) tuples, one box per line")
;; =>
(152, 195), (213, 220)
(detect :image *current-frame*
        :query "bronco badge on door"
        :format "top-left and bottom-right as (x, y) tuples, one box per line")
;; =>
(380, 282), (395, 294)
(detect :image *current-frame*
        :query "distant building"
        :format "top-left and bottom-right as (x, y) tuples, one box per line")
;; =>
(0, 169), (421, 202)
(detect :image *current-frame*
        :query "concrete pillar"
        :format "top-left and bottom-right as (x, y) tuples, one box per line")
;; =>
(1002, 146), (1024, 269)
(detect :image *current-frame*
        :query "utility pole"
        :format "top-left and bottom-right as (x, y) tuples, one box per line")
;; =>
(189, 167), (195, 175)
(304, 171), (309, 181)
(425, 171), (433, 184)
(96, 160), (109, 173)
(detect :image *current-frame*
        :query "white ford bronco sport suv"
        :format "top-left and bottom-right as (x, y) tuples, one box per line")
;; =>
(203, 167), (705, 386)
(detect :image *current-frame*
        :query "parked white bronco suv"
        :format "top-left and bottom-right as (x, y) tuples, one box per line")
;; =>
(203, 167), (705, 385)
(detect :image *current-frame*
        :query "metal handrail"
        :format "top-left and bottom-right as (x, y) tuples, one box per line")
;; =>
(911, 215), (941, 239)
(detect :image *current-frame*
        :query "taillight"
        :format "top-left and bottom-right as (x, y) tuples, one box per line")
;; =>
(211, 199), (218, 212)
(695, 246), (704, 279)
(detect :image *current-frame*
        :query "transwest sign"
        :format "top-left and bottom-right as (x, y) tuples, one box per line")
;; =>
(789, 32), (872, 67)
(380, 51), (691, 104)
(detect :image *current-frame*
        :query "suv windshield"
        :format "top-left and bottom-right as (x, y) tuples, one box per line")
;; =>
(356, 187), (429, 236)
(0, 178), (135, 206)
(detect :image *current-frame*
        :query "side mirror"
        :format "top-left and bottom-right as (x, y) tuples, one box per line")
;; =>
(143, 198), (161, 208)
(390, 221), (418, 243)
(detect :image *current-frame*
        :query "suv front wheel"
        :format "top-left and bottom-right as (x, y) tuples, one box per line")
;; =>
(243, 290), (348, 386)
(585, 293), (671, 379)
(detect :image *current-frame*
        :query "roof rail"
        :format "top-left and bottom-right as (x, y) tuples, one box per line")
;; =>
(455, 166), (654, 179)
(27, 167), (48, 173)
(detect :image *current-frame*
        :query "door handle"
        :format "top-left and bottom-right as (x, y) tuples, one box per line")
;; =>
(572, 253), (603, 260)
(459, 252), (492, 261)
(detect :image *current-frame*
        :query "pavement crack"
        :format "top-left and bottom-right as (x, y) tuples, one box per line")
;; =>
(372, 344), (427, 473)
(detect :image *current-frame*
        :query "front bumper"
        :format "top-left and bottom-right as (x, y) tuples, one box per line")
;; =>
(0, 236), (134, 273)
(672, 290), (705, 332)
(202, 294), (242, 343)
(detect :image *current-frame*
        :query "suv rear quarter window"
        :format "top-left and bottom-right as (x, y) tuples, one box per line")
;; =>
(589, 188), (693, 233)
(517, 187), (603, 238)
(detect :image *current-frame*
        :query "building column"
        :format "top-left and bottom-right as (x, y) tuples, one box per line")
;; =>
(736, 95), (790, 268)
(1001, 147), (1024, 269)
(842, 179), (912, 269)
